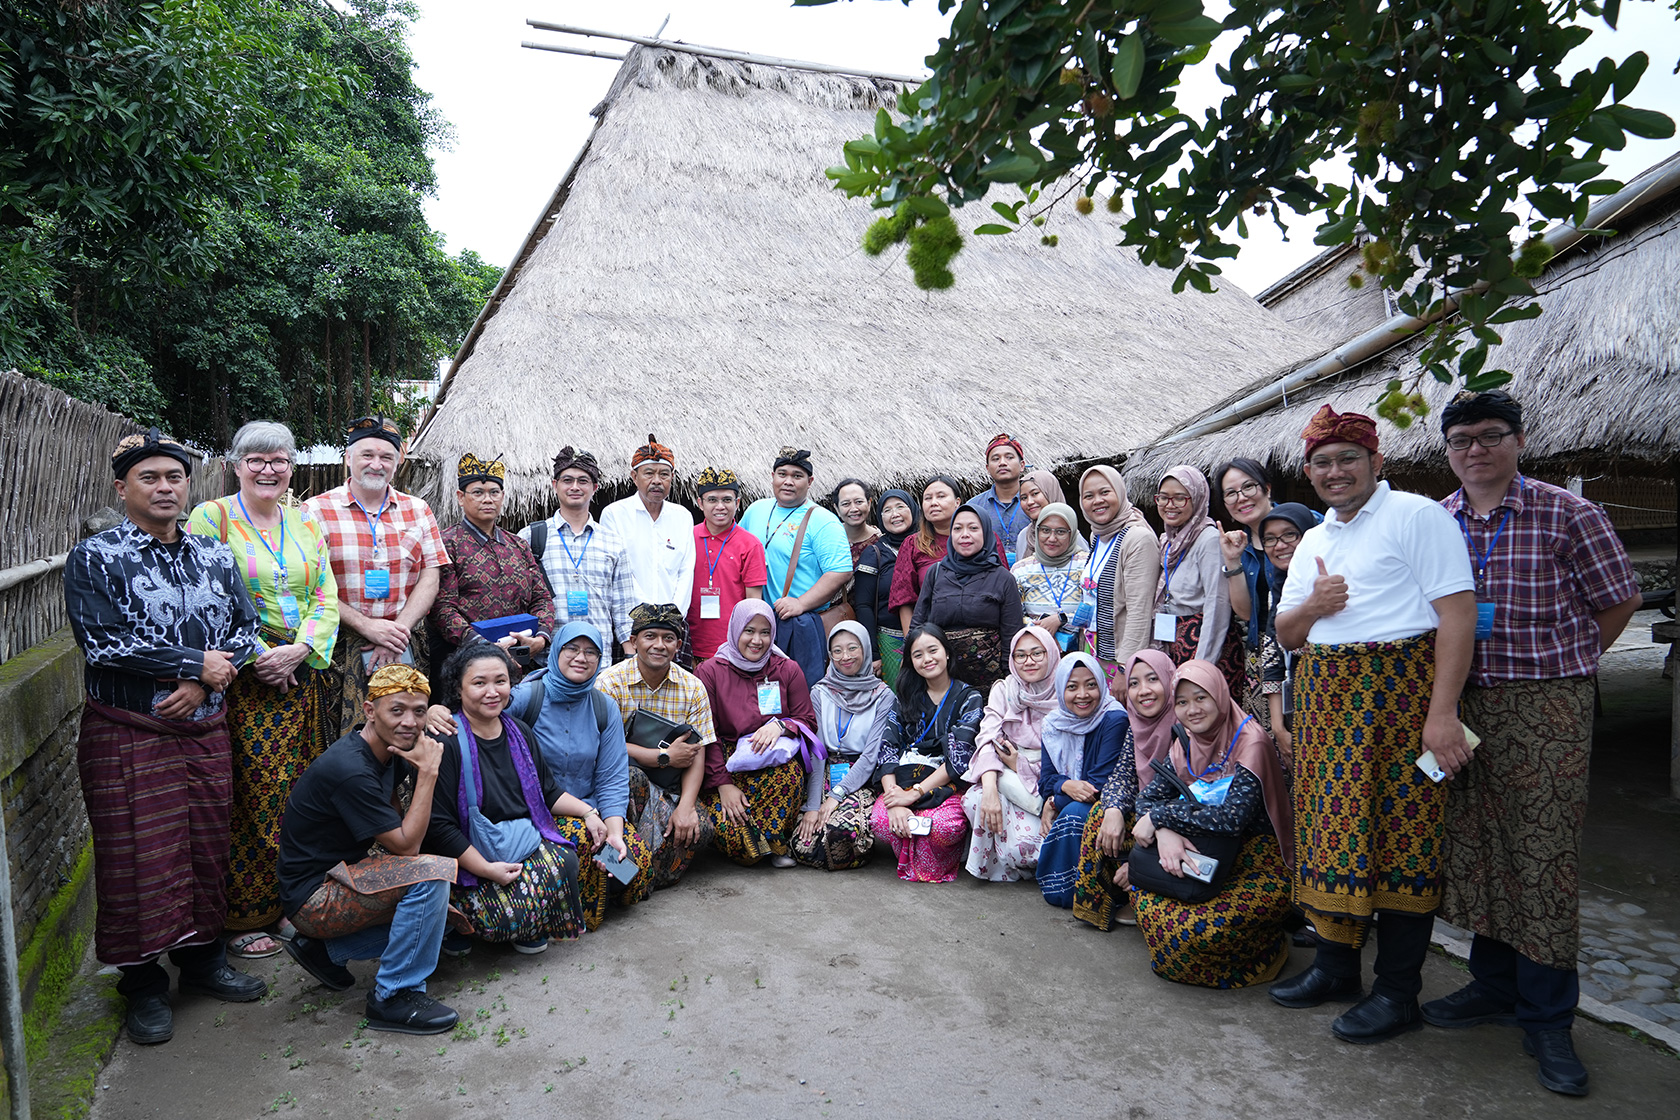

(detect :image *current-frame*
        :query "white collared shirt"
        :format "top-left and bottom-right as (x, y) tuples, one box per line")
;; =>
(598, 495), (696, 609)
(1276, 482), (1473, 645)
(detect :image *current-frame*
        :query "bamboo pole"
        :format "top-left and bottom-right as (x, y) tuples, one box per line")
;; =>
(523, 20), (924, 83)
(521, 42), (625, 61)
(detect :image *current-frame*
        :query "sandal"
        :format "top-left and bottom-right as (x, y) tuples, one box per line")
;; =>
(227, 931), (283, 959)
(274, 917), (298, 943)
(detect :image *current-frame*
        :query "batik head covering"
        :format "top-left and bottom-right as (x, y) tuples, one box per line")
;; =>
(937, 501), (1002, 584)
(1122, 650), (1177, 789)
(986, 432), (1024, 459)
(994, 625), (1062, 724)
(1171, 659), (1292, 866)
(1038, 652), (1123, 782)
(629, 602), (686, 640)
(631, 434), (675, 469)
(773, 447), (814, 477)
(695, 466), (741, 496)
(1034, 502), (1080, 564)
(1156, 464), (1218, 604)
(456, 453), (505, 488)
(551, 446), (600, 483)
(544, 620), (604, 704)
(366, 664), (431, 699)
(1077, 464), (1149, 541)
(1440, 389), (1524, 434)
(111, 428), (192, 479)
(715, 598), (778, 673)
(1300, 404), (1379, 459)
(346, 415), (403, 450)
(813, 621), (891, 715)
(874, 488), (921, 549)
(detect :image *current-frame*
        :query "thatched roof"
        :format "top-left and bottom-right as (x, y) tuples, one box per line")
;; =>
(1127, 161), (1680, 493)
(410, 46), (1321, 519)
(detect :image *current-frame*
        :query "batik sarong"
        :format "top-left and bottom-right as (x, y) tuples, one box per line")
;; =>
(627, 765), (714, 889)
(1078, 632), (1125, 698)
(1293, 632), (1443, 946)
(290, 852), (462, 940)
(944, 626), (1005, 694)
(704, 759), (805, 865)
(324, 629), (430, 741)
(1072, 806), (1133, 931)
(551, 815), (653, 930)
(77, 698), (232, 965)
(452, 839), (584, 945)
(1445, 677), (1594, 971)
(792, 788), (875, 871)
(223, 666), (332, 929)
(869, 795), (969, 882)
(1135, 833), (1292, 988)
(1168, 612), (1246, 703)
(1038, 801), (1093, 907)
(960, 784), (1041, 882)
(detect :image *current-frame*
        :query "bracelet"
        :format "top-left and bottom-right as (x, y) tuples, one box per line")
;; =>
(1220, 566), (1244, 577)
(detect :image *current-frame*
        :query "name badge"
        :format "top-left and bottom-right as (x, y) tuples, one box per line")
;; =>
(1475, 601), (1496, 640)
(1055, 630), (1075, 651)
(278, 593), (302, 629)
(1069, 600), (1094, 628)
(827, 761), (851, 789)
(699, 587), (722, 619)
(565, 587), (589, 617)
(757, 682), (783, 715)
(1153, 612), (1178, 642)
(364, 568), (390, 600)
(1189, 774), (1234, 805)
(1005, 550), (1017, 568)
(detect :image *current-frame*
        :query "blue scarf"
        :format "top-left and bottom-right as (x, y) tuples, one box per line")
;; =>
(543, 620), (605, 704)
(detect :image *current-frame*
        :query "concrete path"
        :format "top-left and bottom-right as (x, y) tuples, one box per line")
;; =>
(86, 856), (1678, 1120)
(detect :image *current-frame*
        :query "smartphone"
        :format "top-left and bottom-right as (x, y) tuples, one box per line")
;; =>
(906, 816), (932, 837)
(594, 845), (640, 884)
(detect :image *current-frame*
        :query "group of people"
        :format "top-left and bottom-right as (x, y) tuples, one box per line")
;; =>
(64, 394), (1639, 1097)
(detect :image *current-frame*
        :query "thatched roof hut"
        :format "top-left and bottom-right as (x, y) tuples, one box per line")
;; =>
(1126, 152), (1680, 505)
(410, 46), (1321, 520)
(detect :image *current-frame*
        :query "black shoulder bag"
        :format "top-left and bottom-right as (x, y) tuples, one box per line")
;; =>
(1126, 753), (1243, 904)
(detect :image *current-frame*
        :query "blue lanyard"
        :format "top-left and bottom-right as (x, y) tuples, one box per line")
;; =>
(352, 489), (392, 560)
(908, 688), (954, 749)
(837, 709), (858, 744)
(1161, 540), (1187, 597)
(1038, 561), (1075, 608)
(1456, 504), (1512, 590)
(1085, 532), (1120, 587)
(988, 493), (1022, 539)
(1188, 714), (1251, 781)
(702, 526), (736, 585)
(235, 494), (289, 588)
(559, 526), (593, 570)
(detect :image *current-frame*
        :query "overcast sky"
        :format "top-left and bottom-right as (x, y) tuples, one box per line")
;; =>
(410, 1), (1680, 297)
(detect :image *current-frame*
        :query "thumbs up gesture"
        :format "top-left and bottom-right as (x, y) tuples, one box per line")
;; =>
(1307, 556), (1349, 617)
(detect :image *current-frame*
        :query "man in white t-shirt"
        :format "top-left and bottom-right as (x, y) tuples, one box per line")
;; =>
(1268, 405), (1476, 1047)
(599, 434), (696, 611)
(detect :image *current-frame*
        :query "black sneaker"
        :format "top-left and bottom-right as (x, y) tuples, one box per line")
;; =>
(441, 930), (473, 959)
(126, 993), (173, 1045)
(365, 988), (459, 1035)
(178, 964), (267, 1002)
(1524, 1029), (1589, 1096)
(1421, 982), (1518, 1029)
(283, 935), (355, 992)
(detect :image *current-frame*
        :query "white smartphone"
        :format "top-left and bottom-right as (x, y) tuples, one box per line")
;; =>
(906, 816), (932, 837)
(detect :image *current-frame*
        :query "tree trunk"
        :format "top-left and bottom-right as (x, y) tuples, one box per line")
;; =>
(362, 320), (373, 412)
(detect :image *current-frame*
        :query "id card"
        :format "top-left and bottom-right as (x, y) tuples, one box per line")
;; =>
(827, 761), (851, 788)
(699, 587), (722, 619)
(1153, 611), (1178, 642)
(364, 568), (390, 600)
(757, 682), (782, 715)
(1055, 629), (1074, 651)
(1188, 774), (1234, 805)
(1069, 599), (1094, 628)
(565, 587), (589, 617)
(1005, 550), (1017, 568)
(1475, 601), (1496, 640)
(278, 593), (302, 629)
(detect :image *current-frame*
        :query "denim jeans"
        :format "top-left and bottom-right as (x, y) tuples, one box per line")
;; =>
(325, 878), (448, 1000)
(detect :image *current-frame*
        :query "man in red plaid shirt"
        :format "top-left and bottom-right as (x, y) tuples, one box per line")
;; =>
(1426, 390), (1641, 1098)
(303, 417), (450, 736)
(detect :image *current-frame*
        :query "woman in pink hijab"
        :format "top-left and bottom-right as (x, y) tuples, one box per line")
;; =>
(961, 625), (1061, 881)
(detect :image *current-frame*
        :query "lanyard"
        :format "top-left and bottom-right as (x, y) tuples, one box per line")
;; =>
(702, 526), (736, 585)
(1038, 561), (1075, 608)
(908, 688), (954, 749)
(1085, 532), (1121, 586)
(352, 489), (392, 559)
(559, 525), (593, 571)
(1188, 715), (1251, 781)
(768, 503), (803, 541)
(235, 494), (289, 588)
(1161, 540), (1187, 598)
(988, 493), (1022, 540)
(1456, 505), (1512, 590)
(837, 709), (858, 744)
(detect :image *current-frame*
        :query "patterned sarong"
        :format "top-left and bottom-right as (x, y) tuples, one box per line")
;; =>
(1445, 677), (1594, 971)
(1136, 833), (1292, 988)
(1038, 801), (1092, 907)
(944, 626), (1005, 694)
(961, 784), (1041, 882)
(877, 628), (906, 687)
(627, 765), (714, 889)
(223, 667), (332, 929)
(323, 629), (431, 741)
(290, 852), (462, 940)
(1168, 611), (1246, 703)
(452, 839), (584, 944)
(77, 698), (232, 965)
(870, 795), (969, 882)
(705, 760), (805, 865)
(1072, 806), (1132, 931)
(552, 815), (653, 930)
(792, 788), (876, 871)
(1293, 632), (1444, 946)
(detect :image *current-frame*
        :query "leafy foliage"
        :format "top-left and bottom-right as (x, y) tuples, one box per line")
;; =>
(807, 0), (1675, 400)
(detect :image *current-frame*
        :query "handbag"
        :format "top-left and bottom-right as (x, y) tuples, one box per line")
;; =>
(459, 735), (542, 866)
(892, 762), (955, 811)
(1126, 755), (1242, 903)
(625, 708), (697, 793)
(781, 508), (857, 638)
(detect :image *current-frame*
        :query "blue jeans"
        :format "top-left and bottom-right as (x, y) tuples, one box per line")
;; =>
(325, 878), (448, 1000)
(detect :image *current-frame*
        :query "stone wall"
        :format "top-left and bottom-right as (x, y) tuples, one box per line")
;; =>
(1634, 558), (1676, 594)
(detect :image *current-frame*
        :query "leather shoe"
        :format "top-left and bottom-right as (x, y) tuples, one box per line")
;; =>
(1524, 1029), (1589, 1096)
(179, 964), (266, 1002)
(125, 993), (172, 1045)
(284, 935), (355, 992)
(1269, 965), (1364, 1009)
(366, 988), (459, 1035)
(1421, 982), (1518, 1029)
(1331, 992), (1424, 1044)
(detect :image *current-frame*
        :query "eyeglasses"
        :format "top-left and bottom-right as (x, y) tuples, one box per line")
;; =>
(1307, 451), (1367, 472)
(1038, 527), (1073, 539)
(558, 643), (601, 661)
(242, 456), (292, 474)
(1012, 647), (1049, 663)
(1261, 529), (1301, 548)
(1154, 493), (1192, 508)
(1445, 429), (1517, 451)
(1221, 480), (1264, 501)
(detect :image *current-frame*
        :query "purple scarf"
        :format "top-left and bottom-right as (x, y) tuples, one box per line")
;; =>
(454, 714), (566, 887)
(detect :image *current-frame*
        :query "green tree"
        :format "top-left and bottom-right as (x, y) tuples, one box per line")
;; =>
(809, 0), (1674, 412)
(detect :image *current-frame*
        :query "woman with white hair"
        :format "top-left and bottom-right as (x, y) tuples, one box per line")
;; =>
(188, 420), (340, 956)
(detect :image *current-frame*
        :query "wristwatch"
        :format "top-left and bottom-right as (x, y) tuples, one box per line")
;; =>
(1220, 565), (1244, 577)
(657, 748), (671, 767)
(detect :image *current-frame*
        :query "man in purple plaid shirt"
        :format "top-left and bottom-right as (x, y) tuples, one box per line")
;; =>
(1427, 390), (1641, 1098)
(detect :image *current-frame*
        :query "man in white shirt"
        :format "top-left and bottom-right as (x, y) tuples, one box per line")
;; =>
(598, 434), (696, 611)
(1268, 405), (1476, 1046)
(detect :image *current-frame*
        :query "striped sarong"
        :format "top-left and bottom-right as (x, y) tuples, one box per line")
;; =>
(1293, 632), (1444, 947)
(76, 697), (232, 966)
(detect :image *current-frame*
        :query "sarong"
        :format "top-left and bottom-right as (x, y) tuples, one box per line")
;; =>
(1078, 632), (1125, 698)
(869, 795), (969, 882)
(1168, 611), (1246, 702)
(291, 852), (462, 940)
(1135, 833), (1292, 988)
(1241, 637), (1285, 733)
(1072, 806), (1133, 931)
(1445, 677), (1594, 971)
(552, 815), (653, 930)
(627, 765), (714, 889)
(877, 628), (906, 687)
(1293, 632), (1444, 946)
(792, 788), (875, 871)
(223, 667), (332, 929)
(1038, 801), (1093, 907)
(704, 760), (805, 865)
(77, 698), (232, 965)
(944, 626), (1005, 693)
(323, 629), (430, 742)
(960, 784), (1041, 882)
(452, 840), (584, 945)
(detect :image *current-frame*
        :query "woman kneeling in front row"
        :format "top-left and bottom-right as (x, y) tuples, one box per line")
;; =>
(1037, 653), (1132, 907)
(1131, 660), (1293, 988)
(795, 622), (895, 870)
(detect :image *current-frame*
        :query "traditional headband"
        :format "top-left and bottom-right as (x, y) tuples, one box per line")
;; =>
(111, 428), (192, 479)
(457, 453), (505, 487)
(366, 664), (431, 699)
(772, 447), (813, 476)
(347, 415), (403, 450)
(986, 432), (1023, 459)
(695, 466), (741, 496)
(551, 446), (600, 483)
(630, 602), (687, 639)
(631, 434), (675, 469)
(1300, 404), (1379, 459)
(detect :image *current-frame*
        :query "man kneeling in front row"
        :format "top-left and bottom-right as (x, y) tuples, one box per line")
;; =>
(277, 665), (460, 1034)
